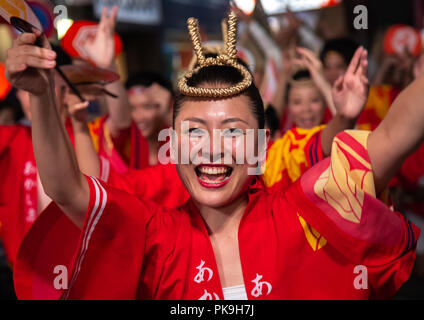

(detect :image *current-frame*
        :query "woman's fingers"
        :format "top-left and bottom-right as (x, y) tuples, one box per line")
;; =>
(69, 101), (89, 114)
(109, 5), (118, 28)
(14, 32), (37, 46)
(19, 55), (56, 69)
(346, 46), (363, 75)
(292, 58), (304, 67)
(301, 56), (314, 71)
(6, 54), (54, 79)
(296, 47), (321, 69)
(333, 75), (344, 91)
(100, 6), (118, 33)
(293, 54), (315, 73)
(7, 33), (57, 73)
(15, 44), (56, 60)
(100, 6), (108, 26)
(357, 49), (368, 76)
(6, 59), (27, 74)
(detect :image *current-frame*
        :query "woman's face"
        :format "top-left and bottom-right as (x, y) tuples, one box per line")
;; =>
(173, 93), (267, 208)
(323, 51), (347, 85)
(288, 84), (325, 129)
(129, 84), (172, 139)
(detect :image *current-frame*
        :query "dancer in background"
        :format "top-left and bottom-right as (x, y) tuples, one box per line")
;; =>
(263, 46), (369, 191)
(71, 6), (173, 172)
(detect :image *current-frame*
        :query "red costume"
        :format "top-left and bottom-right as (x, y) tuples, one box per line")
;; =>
(14, 131), (420, 299)
(99, 158), (189, 209)
(0, 121), (74, 265)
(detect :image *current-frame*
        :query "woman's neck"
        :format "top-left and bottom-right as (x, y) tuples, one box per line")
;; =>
(146, 132), (161, 165)
(196, 194), (248, 236)
(147, 139), (159, 166)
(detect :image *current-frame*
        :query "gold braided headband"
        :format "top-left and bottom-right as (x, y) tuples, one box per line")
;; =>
(177, 12), (253, 98)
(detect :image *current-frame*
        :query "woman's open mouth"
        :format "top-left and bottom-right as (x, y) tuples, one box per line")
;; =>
(299, 117), (316, 129)
(195, 164), (233, 188)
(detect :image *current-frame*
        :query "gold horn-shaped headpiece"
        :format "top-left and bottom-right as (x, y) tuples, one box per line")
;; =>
(177, 11), (252, 98)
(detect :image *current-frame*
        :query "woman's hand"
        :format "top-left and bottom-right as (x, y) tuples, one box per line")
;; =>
(331, 46), (369, 120)
(294, 47), (336, 114)
(69, 101), (90, 123)
(272, 9), (302, 49)
(5, 32), (57, 95)
(294, 47), (327, 89)
(83, 6), (118, 69)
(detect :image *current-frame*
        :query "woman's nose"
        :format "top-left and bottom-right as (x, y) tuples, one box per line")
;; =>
(209, 130), (225, 162)
(299, 102), (312, 113)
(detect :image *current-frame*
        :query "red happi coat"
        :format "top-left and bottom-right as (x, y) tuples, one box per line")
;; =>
(98, 157), (190, 208)
(0, 124), (37, 266)
(14, 131), (420, 299)
(0, 122), (74, 266)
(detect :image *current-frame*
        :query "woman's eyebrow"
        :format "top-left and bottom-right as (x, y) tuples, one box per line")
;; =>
(221, 117), (249, 125)
(183, 117), (207, 124)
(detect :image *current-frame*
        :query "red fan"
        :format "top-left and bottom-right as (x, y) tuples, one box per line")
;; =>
(384, 24), (422, 57)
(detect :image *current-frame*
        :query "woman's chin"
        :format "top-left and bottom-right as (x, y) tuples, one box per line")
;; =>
(191, 188), (235, 208)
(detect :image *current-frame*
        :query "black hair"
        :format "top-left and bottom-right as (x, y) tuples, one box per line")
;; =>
(265, 104), (280, 137)
(125, 71), (174, 96)
(320, 38), (358, 66)
(173, 54), (264, 129)
(292, 69), (312, 81)
(0, 89), (24, 122)
(284, 69), (314, 104)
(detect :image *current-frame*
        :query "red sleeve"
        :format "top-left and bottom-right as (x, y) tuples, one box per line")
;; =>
(63, 176), (156, 299)
(100, 157), (190, 208)
(14, 175), (163, 299)
(285, 130), (420, 298)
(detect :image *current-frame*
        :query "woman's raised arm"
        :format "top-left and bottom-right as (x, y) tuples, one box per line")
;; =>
(368, 73), (424, 194)
(5, 32), (88, 228)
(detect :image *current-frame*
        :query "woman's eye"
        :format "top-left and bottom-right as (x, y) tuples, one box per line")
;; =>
(187, 128), (205, 136)
(222, 128), (244, 137)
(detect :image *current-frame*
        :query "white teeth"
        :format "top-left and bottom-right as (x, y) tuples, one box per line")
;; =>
(198, 166), (229, 175)
(200, 177), (225, 184)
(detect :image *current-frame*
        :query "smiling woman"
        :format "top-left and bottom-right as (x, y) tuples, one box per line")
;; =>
(171, 63), (267, 210)
(8, 12), (421, 300)
(287, 69), (326, 129)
